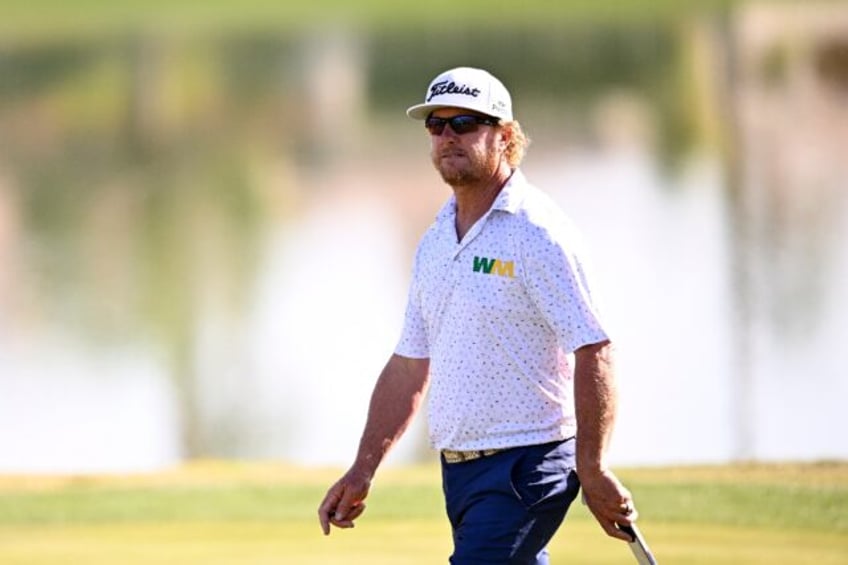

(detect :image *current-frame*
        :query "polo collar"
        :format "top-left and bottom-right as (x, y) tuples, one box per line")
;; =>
(435, 168), (527, 221)
(491, 169), (527, 214)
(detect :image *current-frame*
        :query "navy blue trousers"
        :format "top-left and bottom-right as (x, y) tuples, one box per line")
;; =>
(441, 439), (581, 564)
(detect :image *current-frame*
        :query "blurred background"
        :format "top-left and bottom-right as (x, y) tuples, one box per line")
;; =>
(0, 0), (846, 474)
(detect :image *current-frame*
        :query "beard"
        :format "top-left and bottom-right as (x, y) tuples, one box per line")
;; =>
(432, 146), (495, 187)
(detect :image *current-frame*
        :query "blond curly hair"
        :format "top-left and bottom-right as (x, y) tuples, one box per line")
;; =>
(501, 120), (530, 168)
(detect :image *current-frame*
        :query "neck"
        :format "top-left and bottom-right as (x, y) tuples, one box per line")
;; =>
(453, 163), (513, 241)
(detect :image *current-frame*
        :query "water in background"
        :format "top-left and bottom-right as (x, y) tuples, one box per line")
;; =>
(2, 141), (846, 472)
(1, 5), (847, 472)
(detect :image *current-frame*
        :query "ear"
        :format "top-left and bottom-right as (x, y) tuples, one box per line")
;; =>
(498, 125), (512, 149)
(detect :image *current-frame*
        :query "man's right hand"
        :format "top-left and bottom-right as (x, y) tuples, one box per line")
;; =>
(317, 355), (429, 535)
(318, 467), (372, 535)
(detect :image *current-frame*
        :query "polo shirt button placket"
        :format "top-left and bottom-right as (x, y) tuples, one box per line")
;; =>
(450, 249), (462, 291)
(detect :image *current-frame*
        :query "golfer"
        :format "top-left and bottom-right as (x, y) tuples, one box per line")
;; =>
(318, 66), (638, 564)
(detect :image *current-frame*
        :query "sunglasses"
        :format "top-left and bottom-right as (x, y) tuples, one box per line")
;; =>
(425, 114), (499, 136)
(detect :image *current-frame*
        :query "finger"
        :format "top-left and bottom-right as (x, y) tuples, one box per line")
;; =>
(333, 488), (361, 523)
(318, 488), (343, 535)
(329, 502), (366, 529)
(621, 506), (639, 524)
(612, 510), (638, 528)
(615, 501), (638, 525)
(333, 502), (351, 523)
(606, 503), (638, 526)
(318, 504), (331, 535)
(347, 502), (366, 521)
(589, 504), (637, 541)
(329, 516), (355, 529)
(603, 519), (634, 541)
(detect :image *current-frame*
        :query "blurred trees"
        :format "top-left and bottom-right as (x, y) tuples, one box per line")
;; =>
(1, 1), (846, 459)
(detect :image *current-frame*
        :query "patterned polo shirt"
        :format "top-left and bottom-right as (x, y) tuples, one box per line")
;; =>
(395, 169), (610, 451)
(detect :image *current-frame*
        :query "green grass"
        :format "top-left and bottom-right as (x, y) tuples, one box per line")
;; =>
(0, 461), (846, 564)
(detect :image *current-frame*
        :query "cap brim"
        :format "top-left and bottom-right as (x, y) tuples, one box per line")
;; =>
(406, 103), (506, 121)
(406, 103), (444, 120)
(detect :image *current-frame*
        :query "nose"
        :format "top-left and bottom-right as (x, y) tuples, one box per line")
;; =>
(440, 122), (461, 139)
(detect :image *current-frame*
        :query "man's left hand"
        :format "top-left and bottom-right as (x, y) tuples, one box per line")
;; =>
(578, 468), (638, 541)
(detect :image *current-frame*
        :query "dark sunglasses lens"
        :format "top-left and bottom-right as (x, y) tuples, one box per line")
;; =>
(425, 117), (446, 135)
(448, 116), (479, 134)
(425, 116), (483, 136)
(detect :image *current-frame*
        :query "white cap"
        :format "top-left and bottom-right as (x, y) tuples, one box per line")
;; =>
(406, 67), (513, 121)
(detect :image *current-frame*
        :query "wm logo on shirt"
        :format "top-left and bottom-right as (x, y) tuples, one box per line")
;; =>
(472, 256), (515, 278)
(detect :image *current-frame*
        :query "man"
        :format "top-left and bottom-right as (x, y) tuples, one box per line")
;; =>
(318, 66), (638, 564)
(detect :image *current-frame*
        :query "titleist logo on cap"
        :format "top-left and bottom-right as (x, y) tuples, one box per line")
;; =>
(426, 80), (481, 102)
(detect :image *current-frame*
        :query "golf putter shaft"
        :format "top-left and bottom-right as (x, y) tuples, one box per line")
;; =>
(617, 522), (658, 565)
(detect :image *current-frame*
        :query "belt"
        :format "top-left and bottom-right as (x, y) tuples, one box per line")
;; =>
(441, 448), (503, 464)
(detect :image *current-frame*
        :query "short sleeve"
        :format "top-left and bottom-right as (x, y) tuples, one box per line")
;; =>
(521, 220), (609, 353)
(394, 248), (430, 359)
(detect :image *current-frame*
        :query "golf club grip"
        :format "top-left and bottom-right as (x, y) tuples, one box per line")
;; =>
(617, 523), (658, 565)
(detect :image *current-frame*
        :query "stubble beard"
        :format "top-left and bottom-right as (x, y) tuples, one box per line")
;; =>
(438, 165), (478, 186)
(434, 149), (491, 187)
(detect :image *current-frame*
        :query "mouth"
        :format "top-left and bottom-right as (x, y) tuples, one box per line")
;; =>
(440, 149), (466, 160)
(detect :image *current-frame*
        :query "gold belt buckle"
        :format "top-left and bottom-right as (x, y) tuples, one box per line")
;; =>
(442, 448), (501, 464)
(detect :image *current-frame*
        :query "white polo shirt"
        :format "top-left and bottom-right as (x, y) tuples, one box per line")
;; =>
(395, 169), (610, 451)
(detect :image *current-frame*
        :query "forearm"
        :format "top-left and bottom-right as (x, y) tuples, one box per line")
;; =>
(353, 354), (430, 477)
(318, 354), (430, 535)
(573, 340), (617, 475)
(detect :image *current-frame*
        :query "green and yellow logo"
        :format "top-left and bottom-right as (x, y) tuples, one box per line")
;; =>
(472, 256), (515, 278)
